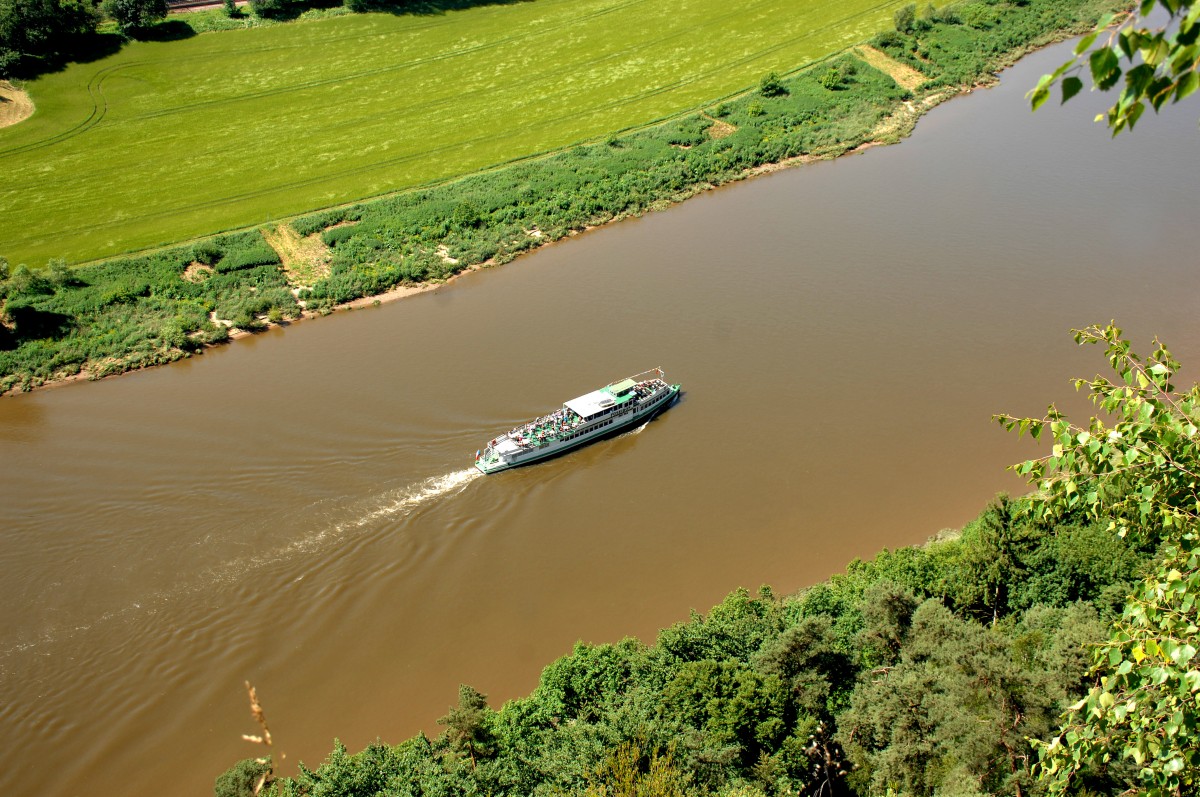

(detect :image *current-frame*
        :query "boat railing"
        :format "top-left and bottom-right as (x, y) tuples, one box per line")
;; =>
(623, 367), (666, 387)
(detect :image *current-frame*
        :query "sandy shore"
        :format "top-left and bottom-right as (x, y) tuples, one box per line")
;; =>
(0, 81), (34, 129)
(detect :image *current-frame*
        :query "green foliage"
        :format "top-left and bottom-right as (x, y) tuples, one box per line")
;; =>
(1030, 0), (1200, 134)
(213, 757), (270, 797)
(820, 60), (858, 91)
(838, 600), (1106, 797)
(0, 231), (295, 392)
(259, 485), (1145, 797)
(895, 3), (917, 33)
(758, 71), (788, 97)
(0, 0), (99, 78)
(438, 685), (495, 768)
(999, 325), (1200, 795)
(102, 0), (167, 31)
(576, 742), (692, 797)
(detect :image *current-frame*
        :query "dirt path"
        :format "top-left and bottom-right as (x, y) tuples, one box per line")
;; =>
(855, 46), (928, 92)
(0, 81), (34, 129)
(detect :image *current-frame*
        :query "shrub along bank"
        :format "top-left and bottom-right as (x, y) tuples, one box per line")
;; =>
(0, 0), (1126, 394)
(216, 494), (1158, 797)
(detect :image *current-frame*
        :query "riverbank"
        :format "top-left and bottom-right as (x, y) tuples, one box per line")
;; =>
(0, 0), (1128, 396)
(245, 493), (1153, 797)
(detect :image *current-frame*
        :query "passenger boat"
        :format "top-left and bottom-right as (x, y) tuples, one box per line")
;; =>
(475, 368), (680, 474)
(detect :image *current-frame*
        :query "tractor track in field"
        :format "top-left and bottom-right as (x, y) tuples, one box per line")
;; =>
(0, 63), (142, 159)
(123, 0), (649, 123)
(24, 0), (903, 182)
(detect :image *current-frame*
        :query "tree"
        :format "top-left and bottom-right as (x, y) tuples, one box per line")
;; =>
(894, 3), (916, 33)
(437, 684), (495, 769)
(0, 0), (98, 78)
(213, 757), (271, 797)
(103, 0), (166, 31)
(247, 0), (288, 19)
(580, 742), (692, 797)
(997, 324), (1200, 795)
(758, 71), (787, 97)
(838, 599), (1078, 797)
(1030, 0), (1200, 134)
(952, 495), (1038, 625)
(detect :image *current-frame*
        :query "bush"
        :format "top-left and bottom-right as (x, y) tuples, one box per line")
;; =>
(213, 757), (270, 797)
(248, 0), (287, 18)
(321, 225), (359, 248)
(894, 2), (916, 32)
(102, 0), (167, 31)
(758, 71), (788, 97)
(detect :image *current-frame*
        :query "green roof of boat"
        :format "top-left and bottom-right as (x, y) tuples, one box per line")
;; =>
(610, 378), (636, 394)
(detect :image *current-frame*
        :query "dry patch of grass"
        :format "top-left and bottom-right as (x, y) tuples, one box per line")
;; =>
(855, 46), (928, 92)
(262, 224), (331, 288)
(181, 262), (214, 283)
(705, 116), (737, 140)
(0, 80), (34, 128)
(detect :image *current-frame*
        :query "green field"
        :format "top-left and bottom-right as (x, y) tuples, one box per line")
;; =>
(0, 0), (906, 266)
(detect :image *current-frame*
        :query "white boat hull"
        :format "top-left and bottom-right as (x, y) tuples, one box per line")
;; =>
(475, 382), (678, 474)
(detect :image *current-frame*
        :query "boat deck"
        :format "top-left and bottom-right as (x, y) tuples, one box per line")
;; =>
(475, 370), (676, 473)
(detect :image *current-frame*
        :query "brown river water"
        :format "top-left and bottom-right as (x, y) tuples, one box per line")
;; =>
(2, 40), (1199, 797)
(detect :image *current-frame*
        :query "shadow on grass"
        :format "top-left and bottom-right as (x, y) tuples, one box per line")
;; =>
(5, 0), (536, 80)
(355, 0), (535, 16)
(130, 20), (199, 42)
(5, 304), (74, 342)
(4, 31), (126, 81)
(262, 0), (534, 18)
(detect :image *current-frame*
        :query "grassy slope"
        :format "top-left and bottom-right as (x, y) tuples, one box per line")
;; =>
(0, 0), (905, 266)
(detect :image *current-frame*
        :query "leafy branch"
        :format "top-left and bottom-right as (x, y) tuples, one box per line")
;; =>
(1030, 0), (1200, 133)
(998, 324), (1200, 795)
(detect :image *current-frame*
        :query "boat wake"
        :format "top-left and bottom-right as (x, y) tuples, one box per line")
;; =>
(0, 468), (484, 670)
(619, 421), (650, 437)
(347, 468), (482, 528)
(267, 468), (483, 562)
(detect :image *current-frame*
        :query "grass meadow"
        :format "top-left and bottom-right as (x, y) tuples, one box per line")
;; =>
(0, 0), (907, 266)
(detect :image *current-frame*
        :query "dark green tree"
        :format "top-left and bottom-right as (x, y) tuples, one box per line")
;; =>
(894, 2), (916, 33)
(758, 71), (788, 97)
(103, 0), (166, 31)
(839, 600), (1083, 797)
(437, 684), (495, 769)
(0, 0), (98, 78)
(952, 494), (1038, 625)
(213, 757), (271, 797)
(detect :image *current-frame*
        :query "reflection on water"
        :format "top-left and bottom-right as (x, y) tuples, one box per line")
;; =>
(0, 38), (1198, 797)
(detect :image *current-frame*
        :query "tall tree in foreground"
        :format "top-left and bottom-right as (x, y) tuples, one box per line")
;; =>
(997, 324), (1200, 795)
(438, 684), (495, 769)
(1031, 0), (1200, 133)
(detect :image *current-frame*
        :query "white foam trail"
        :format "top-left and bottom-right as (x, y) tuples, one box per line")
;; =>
(268, 468), (483, 559)
(350, 468), (482, 528)
(620, 421), (650, 437)
(0, 469), (484, 666)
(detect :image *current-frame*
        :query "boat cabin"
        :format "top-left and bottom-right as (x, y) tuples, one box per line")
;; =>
(564, 380), (636, 422)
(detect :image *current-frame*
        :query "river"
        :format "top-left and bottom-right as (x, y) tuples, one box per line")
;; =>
(1, 38), (1198, 797)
